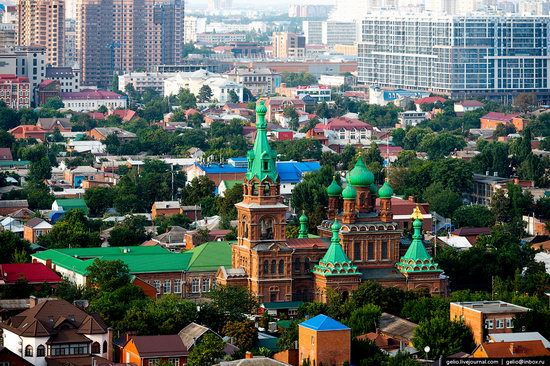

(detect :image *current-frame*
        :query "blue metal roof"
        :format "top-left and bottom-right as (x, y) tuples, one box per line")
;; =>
(300, 314), (350, 331)
(196, 163), (247, 174)
(277, 161), (320, 183)
(382, 89), (430, 101)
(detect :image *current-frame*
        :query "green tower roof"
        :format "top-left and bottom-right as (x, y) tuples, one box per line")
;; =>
(245, 101), (279, 183)
(342, 174), (356, 200)
(369, 183), (378, 194)
(378, 181), (394, 199)
(312, 220), (360, 277)
(327, 176), (343, 197)
(396, 207), (441, 273)
(349, 156), (374, 187)
(298, 211), (309, 239)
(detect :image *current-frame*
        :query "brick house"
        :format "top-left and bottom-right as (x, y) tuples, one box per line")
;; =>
(298, 315), (351, 366)
(121, 335), (188, 366)
(261, 97), (306, 122)
(472, 340), (550, 358)
(480, 112), (526, 131)
(0, 200), (29, 216)
(36, 118), (73, 132)
(450, 301), (530, 344)
(8, 125), (48, 141)
(23, 218), (53, 243)
(87, 127), (137, 143)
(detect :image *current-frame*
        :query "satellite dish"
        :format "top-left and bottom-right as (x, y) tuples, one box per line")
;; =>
(424, 346), (431, 353)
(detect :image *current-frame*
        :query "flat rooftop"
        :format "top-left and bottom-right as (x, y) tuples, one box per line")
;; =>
(451, 301), (530, 314)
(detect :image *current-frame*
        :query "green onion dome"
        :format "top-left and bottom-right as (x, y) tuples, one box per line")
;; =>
(378, 181), (394, 199)
(342, 182), (357, 200)
(370, 183), (378, 194)
(256, 100), (267, 114)
(349, 157), (374, 187)
(327, 176), (343, 197)
(331, 219), (342, 232)
(299, 211), (309, 223)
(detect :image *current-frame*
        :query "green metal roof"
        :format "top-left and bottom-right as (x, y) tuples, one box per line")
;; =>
(378, 181), (394, 199)
(32, 242), (233, 276)
(245, 101), (279, 183)
(55, 199), (89, 214)
(221, 180), (242, 190)
(312, 220), (360, 277)
(396, 218), (441, 273)
(298, 211), (309, 239)
(349, 157), (374, 187)
(261, 301), (303, 310)
(327, 176), (343, 197)
(0, 160), (30, 167)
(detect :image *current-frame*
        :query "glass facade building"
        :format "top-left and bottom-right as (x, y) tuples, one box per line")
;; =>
(358, 15), (550, 103)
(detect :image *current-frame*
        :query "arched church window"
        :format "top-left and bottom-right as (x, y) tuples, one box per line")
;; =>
(252, 183), (258, 195)
(271, 260), (276, 274)
(263, 160), (269, 171)
(263, 260), (269, 274)
(278, 260), (284, 275)
(304, 257), (311, 272)
(264, 183), (270, 196)
(360, 192), (367, 207)
(293, 257), (301, 273)
(242, 218), (248, 239)
(260, 217), (274, 240)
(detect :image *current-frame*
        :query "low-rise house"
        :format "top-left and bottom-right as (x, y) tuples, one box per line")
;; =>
(67, 140), (106, 155)
(0, 200), (29, 216)
(488, 332), (550, 348)
(0, 298), (110, 366)
(88, 127), (136, 143)
(0, 148), (13, 160)
(32, 243), (232, 298)
(179, 322), (238, 356)
(262, 97), (306, 122)
(314, 116), (374, 148)
(0, 346), (34, 366)
(450, 301), (530, 344)
(467, 174), (534, 206)
(0, 217), (25, 236)
(397, 111), (426, 128)
(121, 335), (188, 366)
(151, 201), (202, 221)
(37, 80), (61, 106)
(414, 96), (446, 111)
(184, 230), (232, 249)
(218, 180), (242, 197)
(36, 118), (72, 132)
(23, 218), (53, 243)
(454, 100), (484, 115)
(8, 125), (47, 141)
(0, 263), (61, 288)
(480, 112), (526, 131)
(64, 166), (101, 187)
(151, 226), (187, 251)
(51, 198), (90, 215)
(61, 90), (128, 112)
(298, 315), (351, 366)
(217, 356), (290, 366)
(472, 340), (550, 358)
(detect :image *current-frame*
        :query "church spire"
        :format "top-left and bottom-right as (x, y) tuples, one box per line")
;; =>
(298, 211), (309, 238)
(396, 205), (441, 273)
(312, 220), (360, 276)
(246, 101), (278, 183)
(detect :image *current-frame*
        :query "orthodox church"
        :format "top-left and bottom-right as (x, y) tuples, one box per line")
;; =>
(217, 102), (448, 304)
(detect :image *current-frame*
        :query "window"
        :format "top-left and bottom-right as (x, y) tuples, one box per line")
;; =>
(91, 342), (101, 354)
(103, 341), (108, 353)
(367, 242), (374, 260)
(496, 319), (504, 329)
(263, 260), (269, 274)
(260, 218), (274, 240)
(304, 258), (311, 272)
(278, 260), (284, 275)
(381, 241), (388, 259)
(163, 280), (171, 294)
(202, 278), (210, 292)
(149, 359), (160, 366)
(293, 258), (301, 273)
(191, 278), (200, 293)
(311, 336), (314, 346)
(25, 345), (33, 357)
(271, 260), (276, 274)
(37, 345), (45, 357)
(506, 318), (513, 328)
(354, 242), (361, 261)
(0, 362), (9, 366)
(174, 279), (182, 293)
(169, 358), (180, 366)
(153, 280), (161, 294)
(485, 319), (494, 329)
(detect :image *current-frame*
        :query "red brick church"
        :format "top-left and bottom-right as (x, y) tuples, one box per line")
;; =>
(217, 101), (448, 304)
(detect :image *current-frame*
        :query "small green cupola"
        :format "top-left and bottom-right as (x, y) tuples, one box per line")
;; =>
(327, 176), (343, 197)
(298, 211), (309, 239)
(349, 155), (374, 187)
(312, 220), (360, 276)
(342, 181), (357, 200)
(396, 206), (442, 273)
(369, 183), (378, 194)
(378, 180), (394, 199)
(245, 101), (279, 183)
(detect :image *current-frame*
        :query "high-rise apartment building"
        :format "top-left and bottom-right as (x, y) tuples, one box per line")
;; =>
(184, 16), (207, 43)
(272, 32), (306, 59)
(64, 19), (77, 67)
(0, 24), (17, 48)
(17, 0), (64, 66)
(77, 0), (184, 87)
(358, 14), (550, 103)
(321, 21), (357, 46)
(303, 21), (323, 45)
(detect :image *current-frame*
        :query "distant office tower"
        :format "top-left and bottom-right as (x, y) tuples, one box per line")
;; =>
(519, 0), (550, 15)
(322, 21), (356, 46)
(207, 0), (231, 12)
(77, 0), (184, 87)
(358, 14), (550, 103)
(64, 18), (77, 67)
(288, 4), (333, 18)
(184, 16), (207, 43)
(0, 24), (16, 47)
(272, 32), (306, 59)
(17, 0), (65, 66)
(303, 21), (323, 45)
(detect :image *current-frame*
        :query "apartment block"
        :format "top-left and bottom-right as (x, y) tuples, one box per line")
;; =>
(226, 67), (281, 96)
(322, 21), (357, 46)
(359, 14), (550, 104)
(17, 0), (64, 66)
(450, 301), (530, 344)
(272, 32), (306, 59)
(15, 46), (46, 98)
(303, 21), (323, 45)
(0, 24), (16, 48)
(0, 74), (31, 110)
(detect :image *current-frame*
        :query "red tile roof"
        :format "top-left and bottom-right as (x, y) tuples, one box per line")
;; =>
(452, 227), (491, 236)
(316, 117), (373, 131)
(88, 112), (106, 120)
(458, 100), (484, 107)
(0, 74), (29, 83)
(61, 89), (125, 100)
(110, 109), (137, 122)
(475, 340), (550, 358)
(415, 96), (446, 105)
(0, 148), (13, 160)
(131, 335), (188, 357)
(286, 238), (330, 249)
(481, 112), (519, 123)
(0, 263), (61, 284)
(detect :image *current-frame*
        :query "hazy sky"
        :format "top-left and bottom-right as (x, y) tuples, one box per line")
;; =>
(187, 0), (335, 8)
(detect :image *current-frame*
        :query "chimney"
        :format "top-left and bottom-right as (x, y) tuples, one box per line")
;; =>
(45, 259), (52, 269)
(245, 351), (253, 359)
(108, 328), (115, 361)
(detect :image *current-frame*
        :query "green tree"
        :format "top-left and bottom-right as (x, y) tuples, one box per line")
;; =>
(181, 176), (215, 206)
(412, 317), (475, 358)
(89, 284), (145, 327)
(38, 210), (101, 248)
(43, 97), (65, 110)
(222, 319), (258, 352)
(514, 92), (537, 113)
(403, 127), (431, 151)
(108, 215), (150, 246)
(283, 106), (300, 130)
(423, 182), (462, 218)
(391, 128), (405, 147)
(452, 205), (495, 228)
(28, 156), (52, 181)
(418, 132), (466, 159)
(217, 183), (243, 223)
(177, 88), (197, 109)
(0, 231), (30, 263)
(198, 85), (213, 103)
(400, 296), (449, 324)
(347, 304), (382, 336)
(86, 259), (131, 292)
(187, 333), (225, 366)
(277, 321), (298, 351)
(228, 90), (240, 103)
(316, 101), (331, 119)
(0, 103), (20, 130)
(84, 187), (115, 217)
(208, 285), (258, 322)
(430, 158), (473, 193)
